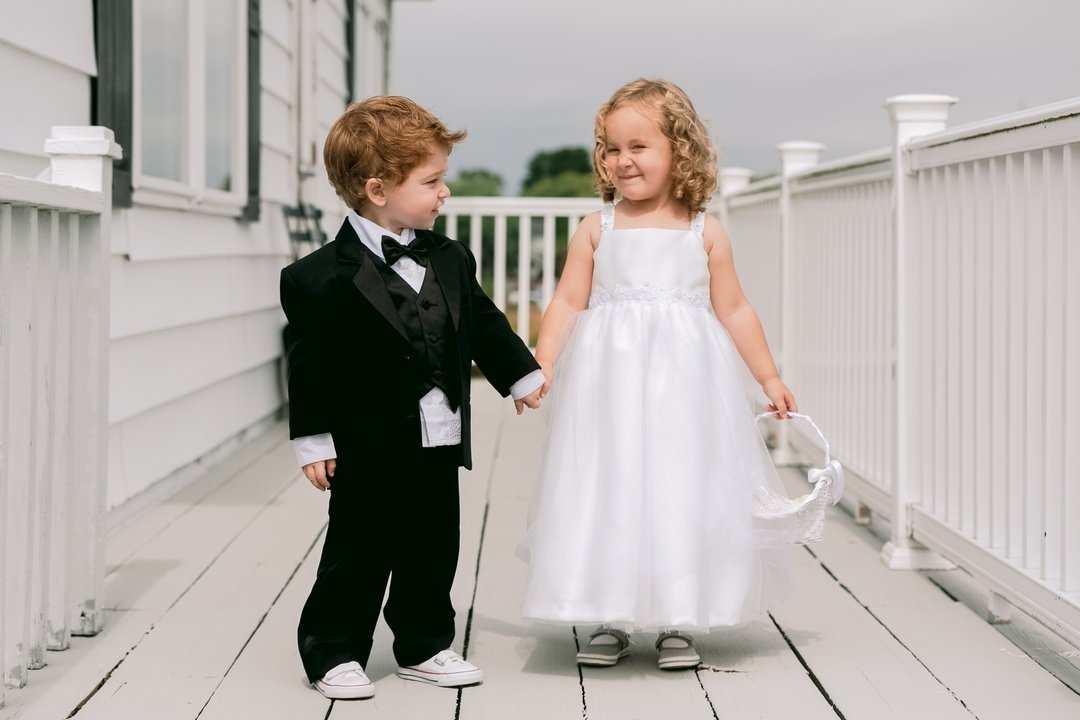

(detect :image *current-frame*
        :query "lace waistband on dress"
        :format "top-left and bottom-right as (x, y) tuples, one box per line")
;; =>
(589, 284), (711, 309)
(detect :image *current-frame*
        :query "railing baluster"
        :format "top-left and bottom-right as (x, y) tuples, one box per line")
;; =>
(4, 204), (36, 688)
(27, 209), (53, 671)
(541, 215), (555, 311)
(516, 213), (531, 343)
(1, 203), (13, 701)
(493, 215), (507, 311)
(1042, 146), (1064, 583)
(988, 155), (1009, 552)
(972, 158), (992, 544)
(47, 213), (78, 651)
(469, 214), (482, 281)
(1063, 142), (1080, 594)
(1023, 149), (1046, 575)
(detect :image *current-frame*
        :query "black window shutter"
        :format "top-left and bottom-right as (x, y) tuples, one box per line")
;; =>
(91, 0), (133, 208)
(241, 0), (261, 221)
(345, 1), (355, 105)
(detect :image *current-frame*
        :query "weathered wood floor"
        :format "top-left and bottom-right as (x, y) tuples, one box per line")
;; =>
(3, 381), (1078, 719)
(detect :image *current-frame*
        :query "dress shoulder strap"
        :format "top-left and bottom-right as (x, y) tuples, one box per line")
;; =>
(691, 211), (706, 235)
(600, 202), (615, 232)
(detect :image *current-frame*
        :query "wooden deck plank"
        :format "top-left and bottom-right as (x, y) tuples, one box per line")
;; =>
(74, 460), (329, 719)
(581, 648), (716, 720)
(6, 396), (1079, 719)
(771, 534), (973, 718)
(105, 423), (289, 571)
(104, 439), (300, 612)
(804, 491), (1080, 719)
(0, 608), (157, 720)
(696, 615), (838, 719)
(456, 394), (585, 719)
(198, 534), (331, 720)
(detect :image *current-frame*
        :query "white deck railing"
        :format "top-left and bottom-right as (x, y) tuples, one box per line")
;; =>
(440, 196), (600, 341)
(0, 127), (120, 700)
(723, 95), (1080, 649)
(902, 99), (1080, 644)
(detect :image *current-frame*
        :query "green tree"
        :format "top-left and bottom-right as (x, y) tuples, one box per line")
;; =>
(449, 168), (503, 196)
(522, 170), (595, 198)
(521, 147), (591, 193)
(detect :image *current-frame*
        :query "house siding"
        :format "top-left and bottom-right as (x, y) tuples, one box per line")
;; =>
(0, 0), (392, 512)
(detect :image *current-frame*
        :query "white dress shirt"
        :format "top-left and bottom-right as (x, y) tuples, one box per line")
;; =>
(292, 211), (544, 467)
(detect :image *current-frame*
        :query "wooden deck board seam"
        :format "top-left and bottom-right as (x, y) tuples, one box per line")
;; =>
(66, 640), (133, 718)
(572, 627), (588, 720)
(692, 666), (722, 720)
(453, 409), (505, 720)
(801, 545), (978, 718)
(768, 611), (847, 720)
(192, 525), (328, 720)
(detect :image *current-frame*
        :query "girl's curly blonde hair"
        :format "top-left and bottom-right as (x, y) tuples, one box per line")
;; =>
(592, 78), (718, 213)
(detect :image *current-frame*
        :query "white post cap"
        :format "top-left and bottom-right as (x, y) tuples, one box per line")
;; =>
(776, 141), (825, 177)
(885, 95), (958, 145)
(44, 126), (123, 193)
(719, 166), (753, 196)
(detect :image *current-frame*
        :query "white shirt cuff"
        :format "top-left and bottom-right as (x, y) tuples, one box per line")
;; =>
(510, 369), (545, 400)
(293, 433), (337, 467)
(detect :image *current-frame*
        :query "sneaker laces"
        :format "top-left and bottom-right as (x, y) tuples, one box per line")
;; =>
(432, 649), (470, 668)
(322, 661), (368, 684)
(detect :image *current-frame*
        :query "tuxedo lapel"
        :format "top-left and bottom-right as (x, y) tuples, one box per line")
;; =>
(334, 221), (410, 343)
(421, 230), (462, 331)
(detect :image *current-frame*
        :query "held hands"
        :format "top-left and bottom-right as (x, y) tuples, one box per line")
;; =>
(515, 387), (542, 415)
(302, 459), (336, 491)
(762, 377), (797, 419)
(514, 358), (551, 415)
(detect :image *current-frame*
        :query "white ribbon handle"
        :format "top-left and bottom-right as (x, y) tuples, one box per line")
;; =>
(755, 411), (844, 505)
(755, 411), (831, 464)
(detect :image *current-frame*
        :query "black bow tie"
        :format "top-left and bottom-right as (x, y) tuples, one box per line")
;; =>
(381, 235), (430, 267)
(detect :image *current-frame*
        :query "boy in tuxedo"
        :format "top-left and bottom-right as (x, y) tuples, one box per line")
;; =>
(280, 96), (543, 700)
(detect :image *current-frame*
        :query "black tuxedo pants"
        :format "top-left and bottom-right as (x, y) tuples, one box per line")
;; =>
(297, 444), (460, 682)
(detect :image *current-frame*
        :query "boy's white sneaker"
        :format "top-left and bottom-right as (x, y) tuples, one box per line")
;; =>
(397, 649), (483, 687)
(314, 661), (375, 699)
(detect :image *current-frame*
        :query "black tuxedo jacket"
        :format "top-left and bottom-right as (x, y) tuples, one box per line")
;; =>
(280, 219), (538, 469)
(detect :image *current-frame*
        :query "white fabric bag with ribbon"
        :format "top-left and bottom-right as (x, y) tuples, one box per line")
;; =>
(751, 412), (844, 545)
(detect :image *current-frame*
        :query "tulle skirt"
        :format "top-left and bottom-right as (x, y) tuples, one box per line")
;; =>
(517, 298), (797, 630)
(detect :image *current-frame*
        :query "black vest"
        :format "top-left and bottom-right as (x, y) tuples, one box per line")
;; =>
(378, 264), (462, 410)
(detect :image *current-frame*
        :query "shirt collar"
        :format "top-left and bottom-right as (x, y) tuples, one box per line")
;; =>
(347, 211), (417, 261)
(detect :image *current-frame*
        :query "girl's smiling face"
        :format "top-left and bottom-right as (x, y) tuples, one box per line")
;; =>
(602, 104), (674, 204)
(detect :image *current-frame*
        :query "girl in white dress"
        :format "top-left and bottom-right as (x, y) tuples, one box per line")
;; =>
(517, 78), (801, 670)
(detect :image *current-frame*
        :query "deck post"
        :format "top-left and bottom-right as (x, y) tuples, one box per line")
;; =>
(44, 127), (122, 634)
(880, 96), (957, 570)
(717, 166), (753, 226)
(773, 142), (824, 466)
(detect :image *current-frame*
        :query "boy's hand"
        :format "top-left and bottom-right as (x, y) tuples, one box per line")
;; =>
(302, 459), (336, 491)
(515, 388), (543, 415)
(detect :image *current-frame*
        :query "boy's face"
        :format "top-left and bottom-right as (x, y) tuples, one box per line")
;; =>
(366, 145), (451, 234)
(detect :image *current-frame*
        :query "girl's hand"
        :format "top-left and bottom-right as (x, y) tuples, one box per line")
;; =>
(539, 360), (554, 398)
(762, 378), (796, 419)
(515, 387), (542, 415)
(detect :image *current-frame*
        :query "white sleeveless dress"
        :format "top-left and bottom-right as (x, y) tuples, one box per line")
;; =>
(517, 203), (803, 630)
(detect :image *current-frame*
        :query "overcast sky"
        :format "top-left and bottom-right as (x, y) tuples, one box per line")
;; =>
(388, 0), (1080, 194)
